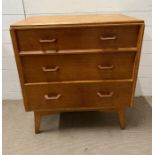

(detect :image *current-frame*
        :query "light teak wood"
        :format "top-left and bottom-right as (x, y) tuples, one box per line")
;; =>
(21, 52), (135, 83)
(10, 14), (144, 133)
(34, 112), (41, 133)
(24, 81), (133, 111)
(16, 26), (139, 51)
(11, 14), (144, 27)
(118, 109), (126, 129)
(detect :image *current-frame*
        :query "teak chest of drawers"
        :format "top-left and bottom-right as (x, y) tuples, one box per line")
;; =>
(10, 14), (144, 133)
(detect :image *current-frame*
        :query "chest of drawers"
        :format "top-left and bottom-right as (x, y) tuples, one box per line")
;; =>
(10, 14), (144, 133)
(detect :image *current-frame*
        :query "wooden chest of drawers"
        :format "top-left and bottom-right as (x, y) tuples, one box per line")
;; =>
(10, 14), (144, 133)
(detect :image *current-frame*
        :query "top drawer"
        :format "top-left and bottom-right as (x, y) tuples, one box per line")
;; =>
(16, 25), (139, 51)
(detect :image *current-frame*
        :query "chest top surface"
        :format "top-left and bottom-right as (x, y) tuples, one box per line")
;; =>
(10, 14), (144, 28)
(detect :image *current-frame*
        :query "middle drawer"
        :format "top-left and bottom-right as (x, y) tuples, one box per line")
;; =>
(21, 52), (135, 83)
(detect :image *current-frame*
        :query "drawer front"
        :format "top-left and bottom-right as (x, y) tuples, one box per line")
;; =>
(21, 52), (135, 83)
(16, 26), (139, 51)
(24, 81), (133, 111)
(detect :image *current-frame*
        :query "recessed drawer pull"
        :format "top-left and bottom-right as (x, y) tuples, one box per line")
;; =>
(39, 39), (57, 43)
(100, 36), (117, 41)
(44, 94), (61, 100)
(42, 66), (59, 72)
(97, 92), (113, 98)
(97, 65), (114, 70)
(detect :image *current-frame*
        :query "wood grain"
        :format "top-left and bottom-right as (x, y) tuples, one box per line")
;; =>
(10, 14), (144, 132)
(21, 52), (135, 83)
(10, 29), (29, 111)
(118, 108), (126, 129)
(10, 14), (144, 28)
(34, 111), (41, 133)
(131, 24), (145, 107)
(16, 26), (139, 51)
(24, 81), (133, 111)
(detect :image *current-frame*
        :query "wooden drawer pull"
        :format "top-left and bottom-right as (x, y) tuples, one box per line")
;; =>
(45, 50), (58, 53)
(100, 36), (117, 41)
(42, 66), (59, 72)
(39, 39), (57, 43)
(44, 94), (61, 100)
(97, 65), (114, 70)
(97, 92), (113, 98)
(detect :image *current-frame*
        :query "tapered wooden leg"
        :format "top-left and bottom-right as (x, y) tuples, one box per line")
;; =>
(118, 109), (126, 129)
(34, 111), (41, 134)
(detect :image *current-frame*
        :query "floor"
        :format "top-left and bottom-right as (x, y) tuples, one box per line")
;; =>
(3, 97), (152, 155)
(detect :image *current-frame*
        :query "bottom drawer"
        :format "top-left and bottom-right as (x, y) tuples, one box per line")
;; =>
(24, 81), (133, 111)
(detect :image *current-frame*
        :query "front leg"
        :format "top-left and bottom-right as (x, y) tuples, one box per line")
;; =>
(118, 108), (126, 129)
(34, 111), (41, 134)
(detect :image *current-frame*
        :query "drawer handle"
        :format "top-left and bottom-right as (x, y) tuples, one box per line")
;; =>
(45, 50), (57, 53)
(97, 92), (113, 98)
(97, 65), (114, 70)
(44, 94), (61, 100)
(100, 36), (117, 41)
(42, 66), (59, 72)
(39, 39), (57, 43)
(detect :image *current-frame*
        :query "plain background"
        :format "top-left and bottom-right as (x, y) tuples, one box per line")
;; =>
(2, 0), (152, 100)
